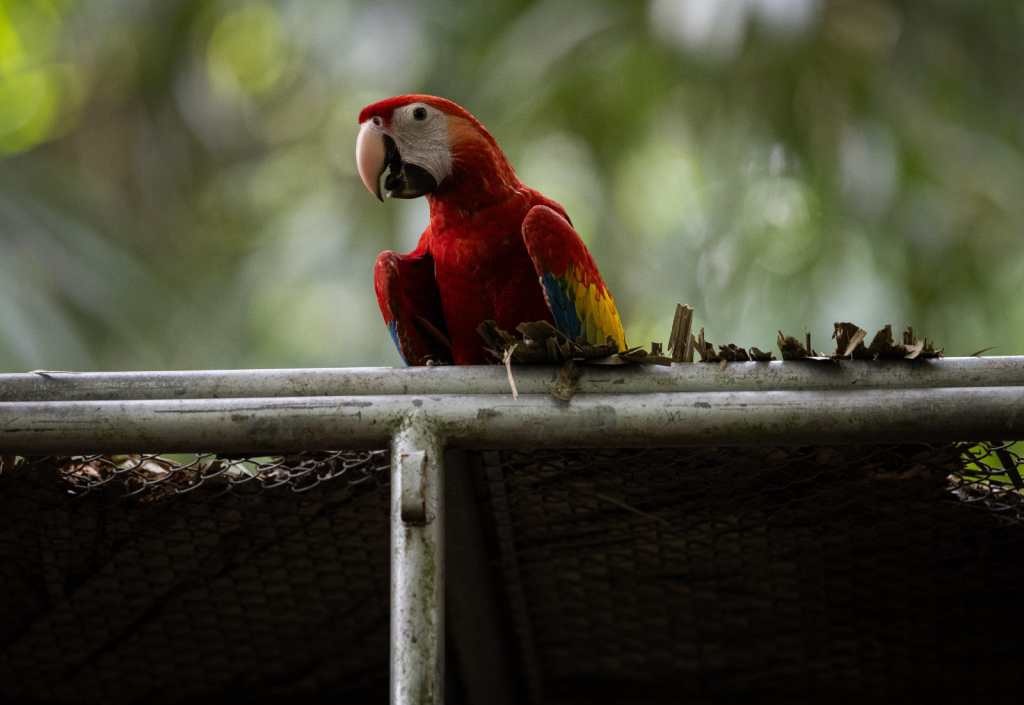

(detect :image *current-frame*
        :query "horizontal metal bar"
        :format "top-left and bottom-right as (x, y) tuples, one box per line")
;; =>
(1, 357), (1022, 401)
(1, 387), (1021, 454)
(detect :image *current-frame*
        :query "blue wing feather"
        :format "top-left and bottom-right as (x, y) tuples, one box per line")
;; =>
(386, 319), (407, 364)
(540, 272), (583, 340)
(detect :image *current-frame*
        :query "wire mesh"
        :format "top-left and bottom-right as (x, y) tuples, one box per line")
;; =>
(952, 440), (1024, 517)
(0, 450), (392, 705)
(479, 441), (1024, 703)
(2, 449), (389, 499)
(2, 441), (1023, 703)
(1, 442), (1019, 513)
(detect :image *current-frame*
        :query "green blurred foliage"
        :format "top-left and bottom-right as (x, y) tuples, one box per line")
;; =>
(1, 0), (1022, 371)
(963, 441), (1023, 487)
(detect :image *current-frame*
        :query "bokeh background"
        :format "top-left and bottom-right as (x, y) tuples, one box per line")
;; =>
(1, 0), (1021, 371)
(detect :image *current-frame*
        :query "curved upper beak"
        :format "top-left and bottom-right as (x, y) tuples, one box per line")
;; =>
(355, 120), (439, 201)
(355, 121), (386, 201)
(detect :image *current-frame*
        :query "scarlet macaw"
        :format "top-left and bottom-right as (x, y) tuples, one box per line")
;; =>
(356, 95), (626, 364)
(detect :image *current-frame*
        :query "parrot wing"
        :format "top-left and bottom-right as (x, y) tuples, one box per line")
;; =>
(521, 205), (627, 350)
(374, 234), (451, 366)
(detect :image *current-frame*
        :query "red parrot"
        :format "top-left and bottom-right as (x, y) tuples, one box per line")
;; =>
(356, 95), (626, 365)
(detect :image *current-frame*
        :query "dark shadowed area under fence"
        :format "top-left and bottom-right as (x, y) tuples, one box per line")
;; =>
(1, 441), (1022, 704)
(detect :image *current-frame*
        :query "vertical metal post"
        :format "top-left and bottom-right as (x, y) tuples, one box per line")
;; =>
(391, 413), (445, 705)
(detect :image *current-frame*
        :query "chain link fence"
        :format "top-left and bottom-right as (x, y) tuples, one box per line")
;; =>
(0, 449), (393, 704)
(2, 438), (1022, 703)
(482, 442), (1024, 701)
(5, 440), (1019, 519)
(3, 449), (389, 498)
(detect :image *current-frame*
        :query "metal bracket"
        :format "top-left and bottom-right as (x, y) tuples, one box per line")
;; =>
(400, 450), (429, 524)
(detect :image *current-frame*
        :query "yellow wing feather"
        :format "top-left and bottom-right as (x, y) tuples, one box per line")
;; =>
(567, 263), (627, 350)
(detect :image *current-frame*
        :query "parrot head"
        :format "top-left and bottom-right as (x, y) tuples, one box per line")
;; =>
(355, 95), (516, 204)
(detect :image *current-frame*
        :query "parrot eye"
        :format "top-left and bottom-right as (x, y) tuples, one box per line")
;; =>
(371, 116), (383, 127)
(412, 106), (428, 121)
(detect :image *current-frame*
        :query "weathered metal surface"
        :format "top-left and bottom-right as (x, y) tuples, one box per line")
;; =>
(391, 417), (444, 705)
(1, 386), (1023, 454)
(2, 357), (1024, 401)
(400, 450), (428, 524)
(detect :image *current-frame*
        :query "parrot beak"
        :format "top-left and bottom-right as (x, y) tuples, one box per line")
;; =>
(356, 121), (439, 201)
(356, 120), (386, 201)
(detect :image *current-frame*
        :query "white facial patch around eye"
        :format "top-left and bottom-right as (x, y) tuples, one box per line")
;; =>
(390, 104), (452, 185)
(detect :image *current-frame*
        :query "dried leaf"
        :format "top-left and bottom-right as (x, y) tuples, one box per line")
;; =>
(669, 304), (695, 363)
(867, 325), (900, 358)
(718, 344), (751, 362)
(903, 340), (925, 360)
(833, 322), (869, 358)
(502, 344), (519, 399)
(619, 347), (650, 362)
(862, 324), (942, 360)
(901, 326), (942, 359)
(777, 331), (809, 360)
(482, 311), (942, 375)
(749, 347), (776, 362)
(517, 320), (565, 344)
(693, 327), (720, 362)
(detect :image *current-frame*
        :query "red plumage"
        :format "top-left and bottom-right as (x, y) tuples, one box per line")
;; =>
(362, 95), (619, 365)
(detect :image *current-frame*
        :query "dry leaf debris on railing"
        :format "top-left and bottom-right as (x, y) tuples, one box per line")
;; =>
(477, 303), (943, 369)
(477, 319), (673, 367)
(776, 324), (941, 361)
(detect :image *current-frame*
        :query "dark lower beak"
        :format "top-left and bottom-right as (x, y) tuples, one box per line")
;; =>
(382, 135), (438, 199)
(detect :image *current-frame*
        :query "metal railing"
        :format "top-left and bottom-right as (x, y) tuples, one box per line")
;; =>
(2, 357), (1023, 705)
